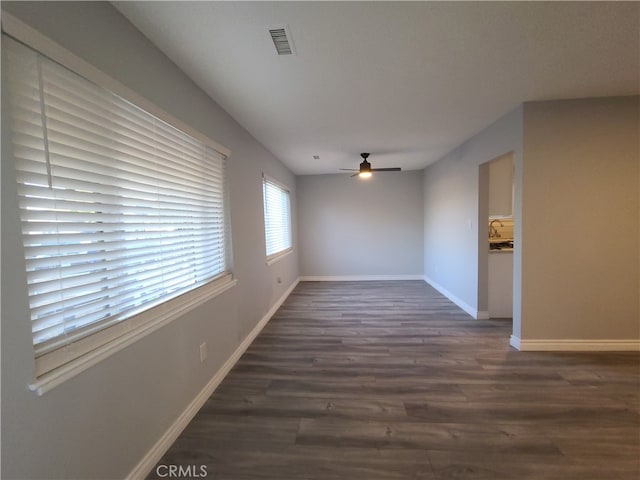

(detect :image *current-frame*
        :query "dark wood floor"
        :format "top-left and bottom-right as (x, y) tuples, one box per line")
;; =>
(147, 281), (640, 480)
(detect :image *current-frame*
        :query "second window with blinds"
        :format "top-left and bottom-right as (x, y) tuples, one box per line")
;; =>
(262, 176), (292, 263)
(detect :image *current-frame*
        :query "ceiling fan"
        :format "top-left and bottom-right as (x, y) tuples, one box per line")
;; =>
(340, 153), (401, 178)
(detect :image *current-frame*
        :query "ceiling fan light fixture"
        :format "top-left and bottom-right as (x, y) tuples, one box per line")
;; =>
(359, 158), (372, 176)
(339, 152), (401, 177)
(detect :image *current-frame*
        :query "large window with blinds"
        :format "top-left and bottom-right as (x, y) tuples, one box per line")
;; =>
(262, 176), (292, 261)
(3, 36), (233, 380)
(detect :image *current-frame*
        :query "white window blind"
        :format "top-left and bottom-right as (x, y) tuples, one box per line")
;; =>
(262, 176), (292, 259)
(4, 37), (231, 377)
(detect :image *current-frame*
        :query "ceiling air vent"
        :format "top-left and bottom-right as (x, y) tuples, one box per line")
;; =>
(269, 25), (295, 55)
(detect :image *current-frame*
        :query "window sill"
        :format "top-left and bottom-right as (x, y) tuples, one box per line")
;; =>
(28, 275), (237, 396)
(266, 248), (293, 266)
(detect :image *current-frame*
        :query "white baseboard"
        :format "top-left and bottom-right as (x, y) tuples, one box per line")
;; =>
(477, 311), (490, 320)
(126, 278), (299, 480)
(299, 275), (424, 281)
(510, 336), (640, 351)
(423, 276), (481, 319)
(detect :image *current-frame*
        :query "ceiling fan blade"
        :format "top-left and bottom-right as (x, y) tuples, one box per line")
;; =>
(371, 167), (401, 172)
(339, 168), (359, 171)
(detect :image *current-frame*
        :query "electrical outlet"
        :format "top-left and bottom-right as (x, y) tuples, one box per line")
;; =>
(199, 342), (207, 363)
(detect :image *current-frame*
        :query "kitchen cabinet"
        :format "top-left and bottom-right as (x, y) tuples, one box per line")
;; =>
(488, 250), (513, 318)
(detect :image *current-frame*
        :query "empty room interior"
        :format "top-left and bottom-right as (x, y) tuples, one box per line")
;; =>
(1, 2), (639, 479)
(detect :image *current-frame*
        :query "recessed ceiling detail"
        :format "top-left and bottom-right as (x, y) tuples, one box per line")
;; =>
(269, 26), (295, 55)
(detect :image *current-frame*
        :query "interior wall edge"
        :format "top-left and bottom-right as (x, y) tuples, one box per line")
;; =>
(424, 276), (481, 319)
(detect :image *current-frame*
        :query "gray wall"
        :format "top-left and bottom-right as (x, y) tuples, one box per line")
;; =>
(423, 96), (640, 343)
(1, 2), (298, 479)
(521, 96), (639, 340)
(423, 106), (524, 328)
(297, 171), (424, 277)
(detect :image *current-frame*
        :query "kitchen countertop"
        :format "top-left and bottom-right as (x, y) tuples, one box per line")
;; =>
(489, 238), (513, 253)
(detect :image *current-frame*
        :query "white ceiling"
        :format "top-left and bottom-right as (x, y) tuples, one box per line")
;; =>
(113, 1), (639, 175)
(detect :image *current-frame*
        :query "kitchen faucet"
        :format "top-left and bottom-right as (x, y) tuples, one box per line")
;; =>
(489, 219), (504, 238)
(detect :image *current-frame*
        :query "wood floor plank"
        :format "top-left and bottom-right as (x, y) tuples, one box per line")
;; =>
(146, 280), (640, 480)
(202, 394), (409, 421)
(427, 449), (636, 480)
(295, 418), (562, 455)
(404, 401), (640, 425)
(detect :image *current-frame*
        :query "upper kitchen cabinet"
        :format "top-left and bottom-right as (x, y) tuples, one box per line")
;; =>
(488, 153), (514, 218)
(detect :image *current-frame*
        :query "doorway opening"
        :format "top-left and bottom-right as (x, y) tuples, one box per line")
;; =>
(478, 152), (515, 325)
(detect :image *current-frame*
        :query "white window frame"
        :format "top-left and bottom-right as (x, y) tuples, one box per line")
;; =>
(2, 14), (237, 395)
(262, 174), (293, 265)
